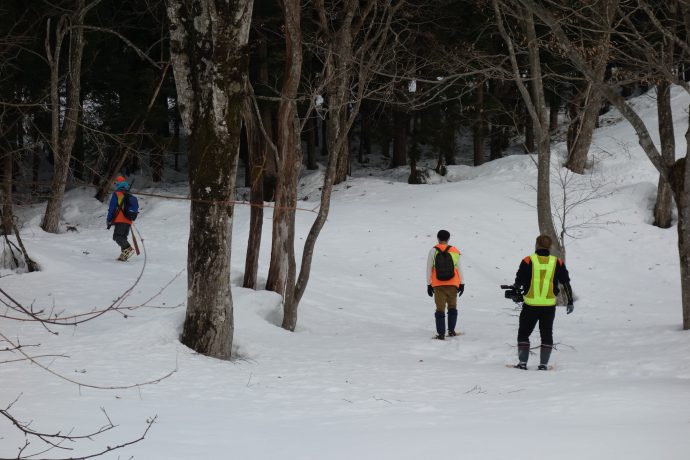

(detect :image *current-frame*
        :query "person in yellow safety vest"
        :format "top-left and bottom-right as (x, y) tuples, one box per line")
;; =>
(513, 234), (574, 370)
(426, 229), (465, 340)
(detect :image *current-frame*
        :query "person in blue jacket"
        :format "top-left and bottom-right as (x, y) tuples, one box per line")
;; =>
(107, 176), (134, 261)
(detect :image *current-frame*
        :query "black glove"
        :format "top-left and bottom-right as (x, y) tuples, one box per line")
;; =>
(457, 284), (465, 297)
(107, 221), (112, 230)
(567, 303), (574, 314)
(427, 285), (434, 297)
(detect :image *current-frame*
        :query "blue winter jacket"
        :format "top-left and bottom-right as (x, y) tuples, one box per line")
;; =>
(107, 181), (130, 224)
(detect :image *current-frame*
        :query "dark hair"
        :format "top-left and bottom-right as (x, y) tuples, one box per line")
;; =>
(437, 229), (450, 241)
(536, 234), (552, 250)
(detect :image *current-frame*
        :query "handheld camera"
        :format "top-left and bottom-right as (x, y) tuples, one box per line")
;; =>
(501, 284), (524, 303)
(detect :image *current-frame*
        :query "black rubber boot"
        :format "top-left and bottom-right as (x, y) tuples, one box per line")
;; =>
(435, 311), (446, 338)
(539, 344), (553, 368)
(447, 308), (458, 335)
(517, 342), (530, 366)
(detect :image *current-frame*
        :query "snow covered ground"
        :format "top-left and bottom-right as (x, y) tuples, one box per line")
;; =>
(2, 88), (690, 460)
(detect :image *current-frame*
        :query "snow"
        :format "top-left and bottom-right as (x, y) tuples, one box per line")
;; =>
(2, 88), (690, 460)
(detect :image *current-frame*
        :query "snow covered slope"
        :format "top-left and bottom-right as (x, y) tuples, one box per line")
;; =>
(2, 88), (690, 460)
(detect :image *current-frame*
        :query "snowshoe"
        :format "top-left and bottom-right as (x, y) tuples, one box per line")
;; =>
(117, 247), (134, 261)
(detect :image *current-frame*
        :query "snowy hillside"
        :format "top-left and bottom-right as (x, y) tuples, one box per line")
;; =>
(2, 88), (690, 460)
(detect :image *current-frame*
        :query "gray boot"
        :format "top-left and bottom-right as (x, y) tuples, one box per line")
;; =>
(539, 344), (553, 369)
(517, 342), (530, 365)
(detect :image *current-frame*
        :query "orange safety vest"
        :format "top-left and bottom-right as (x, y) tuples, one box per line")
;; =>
(113, 191), (133, 225)
(431, 244), (462, 287)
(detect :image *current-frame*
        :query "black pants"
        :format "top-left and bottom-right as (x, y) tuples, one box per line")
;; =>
(517, 304), (555, 346)
(112, 223), (131, 250)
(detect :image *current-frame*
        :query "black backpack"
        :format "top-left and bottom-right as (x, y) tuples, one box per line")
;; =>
(118, 192), (139, 221)
(434, 246), (455, 281)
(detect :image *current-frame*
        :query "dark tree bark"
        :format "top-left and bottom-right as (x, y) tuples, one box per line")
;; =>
(2, 144), (13, 235)
(441, 109), (456, 165)
(565, 82), (604, 172)
(548, 90), (560, 133)
(334, 110), (350, 183)
(489, 124), (503, 160)
(392, 109), (408, 167)
(306, 114), (318, 170)
(652, 10), (678, 229)
(320, 113), (329, 157)
(565, 0), (615, 174)
(473, 81), (486, 166)
(266, 0), (302, 303)
(524, 104), (535, 153)
(358, 104), (371, 164)
(172, 114), (181, 172)
(671, 145), (690, 331)
(167, 0), (254, 358)
(72, 93), (86, 181)
(243, 28), (274, 291)
(242, 91), (268, 289)
(654, 80), (675, 228)
(489, 79), (509, 160)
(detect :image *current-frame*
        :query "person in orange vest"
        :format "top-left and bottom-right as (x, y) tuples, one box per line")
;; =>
(513, 234), (574, 370)
(426, 229), (464, 340)
(106, 176), (134, 261)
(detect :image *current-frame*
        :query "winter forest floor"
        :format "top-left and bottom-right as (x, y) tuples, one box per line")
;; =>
(2, 89), (690, 459)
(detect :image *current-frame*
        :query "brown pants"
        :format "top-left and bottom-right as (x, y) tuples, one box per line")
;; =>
(433, 285), (458, 312)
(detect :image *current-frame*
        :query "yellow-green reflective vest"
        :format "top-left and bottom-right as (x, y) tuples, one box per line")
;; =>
(523, 254), (557, 306)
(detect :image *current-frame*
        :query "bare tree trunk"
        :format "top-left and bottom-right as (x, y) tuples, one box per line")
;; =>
(32, 142), (41, 199)
(242, 97), (264, 290)
(2, 145), (13, 235)
(672, 133), (690, 329)
(358, 104), (371, 164)
(243, 37), (272, 290)
(442, 109), (456, 165)
(549, 90), (560, 132)
(524, 9), (561, 256)
(652, 13), (677, 228)
(320, 114), (328, 157)
(489, 79), (508, 160)
(490, 123), (503, 160)
(73, 96), (85, 181)
(524, 104), (535, 153)
(473, 81), (485, 166)
(494, 0), (561, 256)
(281, 0), (400, 330)
(654, 80), (675, 228)
(167, 0), (253, 358)
(334, 111), (350, 183)
(392, 109), (408, 167)
(41, 2), (86, 233)
(266, 0), (302, 302)
(172, 114), (181, 172)
(306, 114), (317, 170)
(565, 82), (605, 173)
(565, 0), (615, 173)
